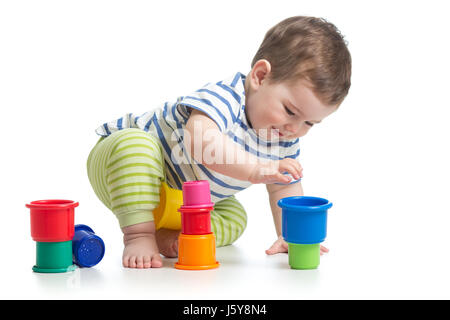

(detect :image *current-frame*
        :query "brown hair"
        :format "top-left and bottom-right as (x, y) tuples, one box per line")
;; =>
(251, 16), (352, 106)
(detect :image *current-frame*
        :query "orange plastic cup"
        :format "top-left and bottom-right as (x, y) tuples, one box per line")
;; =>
(175, 233), (219, 270)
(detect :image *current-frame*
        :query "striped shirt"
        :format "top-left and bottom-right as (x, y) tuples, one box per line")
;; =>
(95, 72), (301, 203)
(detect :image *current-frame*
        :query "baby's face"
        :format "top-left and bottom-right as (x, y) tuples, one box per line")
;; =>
(245, 73), (337, 141)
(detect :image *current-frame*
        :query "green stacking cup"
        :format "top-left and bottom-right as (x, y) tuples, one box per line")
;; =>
(33, 241), (76, 273)
(288, 243), (320, 270)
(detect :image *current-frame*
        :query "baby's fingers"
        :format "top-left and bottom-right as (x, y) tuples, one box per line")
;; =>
(279, 162), (302, 180)
(273, 171), (291, 184)
(287, 159), (303, 178)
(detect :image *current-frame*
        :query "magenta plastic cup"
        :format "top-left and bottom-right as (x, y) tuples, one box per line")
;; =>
(180, 180), (214, 208)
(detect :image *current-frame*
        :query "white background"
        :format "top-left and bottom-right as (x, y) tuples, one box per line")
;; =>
(1, 0), (450, 300)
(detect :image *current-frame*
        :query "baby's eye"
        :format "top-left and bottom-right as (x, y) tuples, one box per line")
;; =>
(305, 121), (314, 127)
(284, 105), (295, 116)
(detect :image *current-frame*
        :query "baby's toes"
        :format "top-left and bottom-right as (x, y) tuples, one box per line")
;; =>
(143, 255), (152, 268)
(151, 254), (163, 268)
(136, 256), (145, 268)
(122, 256), (129, 268)
(128, 255), (137, 268)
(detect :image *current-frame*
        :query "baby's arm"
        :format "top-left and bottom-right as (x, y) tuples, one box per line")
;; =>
(185, 109), (257, 180)
(185, 109), (302, 184)
(266, 182), (304, 239)
(265, 181), (329, 255)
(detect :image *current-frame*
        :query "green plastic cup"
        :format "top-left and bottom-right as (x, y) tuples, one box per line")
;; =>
(288, 243), (320, 270)
(33, 241), (76, 273)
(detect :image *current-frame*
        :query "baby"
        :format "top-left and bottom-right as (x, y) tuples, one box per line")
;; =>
(87, 16), (352, 268)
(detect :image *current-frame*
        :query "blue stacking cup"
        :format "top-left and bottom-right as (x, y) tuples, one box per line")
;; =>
(72, 224), (105, 267)
(278, 196), (332, 244)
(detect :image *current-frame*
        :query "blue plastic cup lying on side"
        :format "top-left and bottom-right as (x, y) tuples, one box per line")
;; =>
(72, 224), (105, 267)
(278, 196), (332, 244)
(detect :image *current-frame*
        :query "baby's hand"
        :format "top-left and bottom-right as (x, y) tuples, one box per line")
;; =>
(265, 236), (289, 255)
(248, 158), (303, 184)
(265, 236), (329, 256)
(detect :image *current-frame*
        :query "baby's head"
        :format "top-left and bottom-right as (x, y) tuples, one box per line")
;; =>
(245, 16), (352, 141)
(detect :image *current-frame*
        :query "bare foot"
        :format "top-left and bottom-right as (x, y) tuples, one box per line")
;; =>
(155, 228), (180, 258)
(122, 222), (163, 268)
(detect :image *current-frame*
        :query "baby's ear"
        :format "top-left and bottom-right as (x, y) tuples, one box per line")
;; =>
(250, 59), (271, 88)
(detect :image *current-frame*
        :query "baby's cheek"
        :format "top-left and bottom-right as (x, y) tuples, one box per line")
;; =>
(269, 113), (287, 125)
(297, 126), (311, 138)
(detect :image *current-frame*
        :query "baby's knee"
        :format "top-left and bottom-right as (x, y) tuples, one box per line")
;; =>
(211, 197), (247, 247)
(106, 129), (164, 181)
(108, 129), (162, 160)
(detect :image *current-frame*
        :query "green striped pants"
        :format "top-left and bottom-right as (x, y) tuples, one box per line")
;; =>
(86, 128), (247, 247)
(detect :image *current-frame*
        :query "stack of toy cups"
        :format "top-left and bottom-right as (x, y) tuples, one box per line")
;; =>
(175, 180), (220, 270)
(278, 196), (333, 270)
(27, 200), (78, 273)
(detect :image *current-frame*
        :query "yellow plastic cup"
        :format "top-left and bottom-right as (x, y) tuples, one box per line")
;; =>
(153, 182), (183, 230)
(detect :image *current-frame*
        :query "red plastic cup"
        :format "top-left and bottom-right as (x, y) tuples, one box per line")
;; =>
(181, 180), (214, 208)
(26, 200), (78, 242)
(179, 207), (213, 235)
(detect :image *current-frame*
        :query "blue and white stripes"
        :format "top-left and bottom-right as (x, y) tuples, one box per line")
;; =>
(95, 72), (302, 203)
